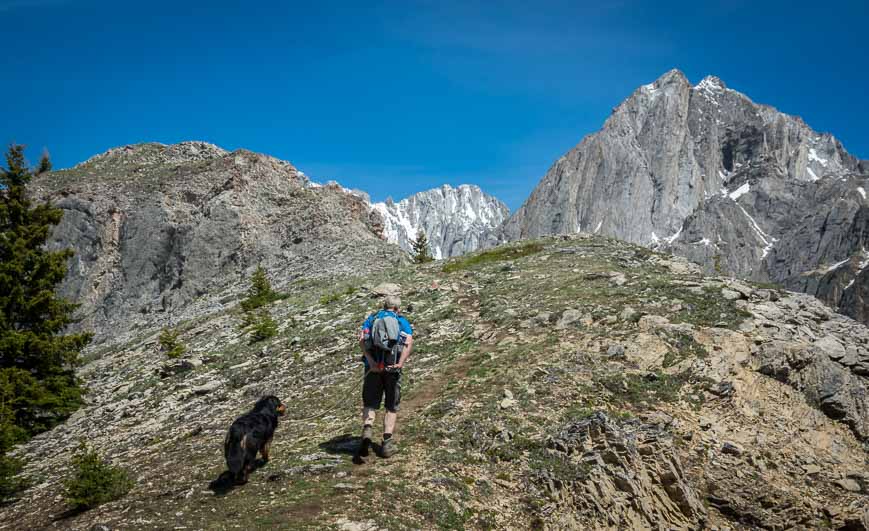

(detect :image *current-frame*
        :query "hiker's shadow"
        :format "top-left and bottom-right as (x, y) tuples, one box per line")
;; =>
(208, 458), (270, 496)
(319, 433), (381, 464)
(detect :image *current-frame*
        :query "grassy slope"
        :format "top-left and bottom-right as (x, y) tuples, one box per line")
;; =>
(3, 235), (861, 530)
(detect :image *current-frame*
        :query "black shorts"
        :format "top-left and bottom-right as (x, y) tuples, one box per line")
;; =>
(362, 370), (401, 412)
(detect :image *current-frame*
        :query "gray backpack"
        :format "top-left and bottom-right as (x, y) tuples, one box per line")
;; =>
(370, 314), (401, 352)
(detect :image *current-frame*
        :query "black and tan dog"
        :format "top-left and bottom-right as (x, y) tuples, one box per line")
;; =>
(224, 395), (286, 484)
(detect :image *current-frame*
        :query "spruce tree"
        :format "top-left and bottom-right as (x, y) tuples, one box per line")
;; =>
(412, 229), (434, 263)
(0, 144), (91, 460)
(37, 149), (52, 174)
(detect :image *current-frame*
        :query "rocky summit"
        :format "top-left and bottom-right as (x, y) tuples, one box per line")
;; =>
(3, 235), (869, 529)
(28, 142), (402, 344)
(498, 69), (869, 325)
(372, 184), (509, 259)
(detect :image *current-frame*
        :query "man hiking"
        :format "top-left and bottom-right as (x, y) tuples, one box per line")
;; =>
(357, 294), (413, 459)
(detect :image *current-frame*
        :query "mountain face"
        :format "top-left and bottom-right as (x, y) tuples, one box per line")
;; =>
(6, 236), (869, 529)
(30, 142), (401, 343)
(500, 69), (869, 323)
(371, 184), (509, 259)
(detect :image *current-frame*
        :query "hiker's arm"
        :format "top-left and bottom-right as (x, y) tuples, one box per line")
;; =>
(359, 334), (381, 372)
(394, 335), (413, 369)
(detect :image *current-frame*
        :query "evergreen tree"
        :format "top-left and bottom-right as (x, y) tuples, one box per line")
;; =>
(64, 442), (133, 511)
(412, 229), (433, 263)
(0, 144), (91, 498)
(240, 265), (277, 311)
(37, 149), (52, 174)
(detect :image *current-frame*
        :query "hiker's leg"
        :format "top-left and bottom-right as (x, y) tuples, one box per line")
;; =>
(382, 372), (401, 436)
(361, 370), (383, 426)
(358, 370), (383, 459)
(384, 410), (397, 434)
(362, 407), (376, 426)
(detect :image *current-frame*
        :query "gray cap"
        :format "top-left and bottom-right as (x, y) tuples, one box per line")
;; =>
(383, 295), (401, 310)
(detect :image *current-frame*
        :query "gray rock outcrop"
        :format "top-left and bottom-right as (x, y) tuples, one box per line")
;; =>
(372, 184), (509, 258)
(30, 141), (403, 343)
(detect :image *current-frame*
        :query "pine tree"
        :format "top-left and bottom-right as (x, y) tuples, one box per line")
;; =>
(37, 149), (52, 174)
(0, 144), (91, 497)
(412, 229), (434, 263)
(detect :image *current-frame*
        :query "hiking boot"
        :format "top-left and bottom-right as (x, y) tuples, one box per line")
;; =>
(358, 426), (373, 457)
(380, 437), (397, 458)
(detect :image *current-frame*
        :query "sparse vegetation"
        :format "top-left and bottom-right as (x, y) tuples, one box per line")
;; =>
(442, 241), (544, 272)
(319, 285), (357, 305)
(6, 232), (842, 529)
(157, 327), (186, 358)
(662, 331), (708, 368)
(413, 493), (470, 530)
(529, 447), (590, 485)
(600, 370), (694, 409)
(646, 280), (751, 329)
(63, 443), (133, 511)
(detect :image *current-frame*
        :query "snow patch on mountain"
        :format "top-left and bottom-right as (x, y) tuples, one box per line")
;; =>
(729, 182), (751, 201)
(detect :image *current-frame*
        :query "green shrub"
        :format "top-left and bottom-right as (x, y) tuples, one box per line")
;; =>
(157, 328), (186, 359)
(241, 309), (278, 343)
(0, 454), (26, 501)
(662, 331), (708, 368)
(64, 443), (133, 511)
(529, 447), (590, 484)
(600, 371), (689, 408)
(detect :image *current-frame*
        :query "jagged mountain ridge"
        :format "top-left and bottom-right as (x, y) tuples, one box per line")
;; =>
(30, 141), (402, 344)
(499, 69), (869, 324)
(371, 184), (509, 259)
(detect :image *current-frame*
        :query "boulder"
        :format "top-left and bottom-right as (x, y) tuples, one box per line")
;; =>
(371, 283), (401, 297)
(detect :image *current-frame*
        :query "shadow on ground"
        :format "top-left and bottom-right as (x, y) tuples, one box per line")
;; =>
(319, 433), (381, 464)
(208, 458), (270, 495)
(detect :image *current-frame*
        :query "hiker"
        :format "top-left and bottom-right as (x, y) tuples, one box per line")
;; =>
(357, 295), (413, 458)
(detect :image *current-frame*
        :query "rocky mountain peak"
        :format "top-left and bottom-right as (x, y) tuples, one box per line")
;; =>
(499, 70), (869, 326)
(372, 183), (509, 259)
(695, 74), (727, 92)
(656, 67), (689, 86)
(30, 142), (400, 344)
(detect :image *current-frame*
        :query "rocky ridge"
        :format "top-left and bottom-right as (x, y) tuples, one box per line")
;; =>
(498, 69), (869, 325)
(30, 141), (403, 344)
(2, 235), (869, 529)
(371, 184), (509, 259)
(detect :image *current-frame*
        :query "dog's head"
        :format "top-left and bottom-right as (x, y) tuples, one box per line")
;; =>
(253, 395), (286, 417)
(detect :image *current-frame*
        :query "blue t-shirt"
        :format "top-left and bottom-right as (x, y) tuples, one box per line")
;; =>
(360, 310), (413, 368)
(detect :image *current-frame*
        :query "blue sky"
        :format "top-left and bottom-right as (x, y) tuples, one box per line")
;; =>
(3, 0), (867, 210)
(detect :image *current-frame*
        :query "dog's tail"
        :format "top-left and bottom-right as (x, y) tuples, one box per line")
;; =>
(224, 425), (247, 476)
